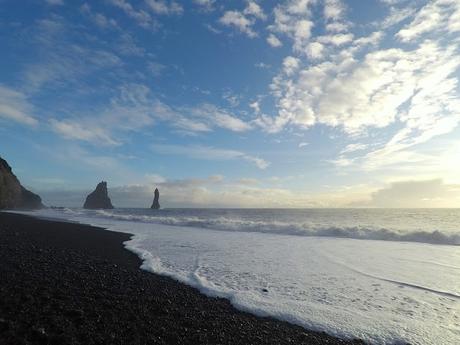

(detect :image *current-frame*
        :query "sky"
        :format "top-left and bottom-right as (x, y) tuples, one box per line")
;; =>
(1, 0), (460, 208)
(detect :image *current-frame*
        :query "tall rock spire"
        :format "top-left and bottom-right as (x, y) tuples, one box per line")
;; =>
(151, 188), (160, 209)
(83, 181), (114, 209)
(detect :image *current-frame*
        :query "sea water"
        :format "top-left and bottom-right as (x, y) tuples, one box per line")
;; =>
(14, 208), (460, 344)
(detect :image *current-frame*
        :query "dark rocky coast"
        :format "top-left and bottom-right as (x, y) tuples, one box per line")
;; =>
(0, 212), (364, 345)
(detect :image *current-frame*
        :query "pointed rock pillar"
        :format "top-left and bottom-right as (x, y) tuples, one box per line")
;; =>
(83, 181), (114, 209)
(151, 188), (160, 209)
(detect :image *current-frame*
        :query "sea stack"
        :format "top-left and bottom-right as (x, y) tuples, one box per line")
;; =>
(83, 181), (114, 209)
(151, 188), (160, 209)
(0, 156), (43, 209)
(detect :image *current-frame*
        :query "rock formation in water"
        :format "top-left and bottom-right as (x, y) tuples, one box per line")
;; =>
(0, 156), (43, 209)
(83, 181), (114, 209)
(151, 188), (160, 209)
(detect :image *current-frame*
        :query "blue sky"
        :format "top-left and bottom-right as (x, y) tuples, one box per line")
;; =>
(1, 0), (460, 207)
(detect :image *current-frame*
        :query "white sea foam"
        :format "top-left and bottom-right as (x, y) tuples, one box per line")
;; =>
(86, 208), (460, 245)
(12, 208), (460, 344)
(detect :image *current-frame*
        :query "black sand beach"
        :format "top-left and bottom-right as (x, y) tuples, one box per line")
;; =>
(0, 212), (364, 345)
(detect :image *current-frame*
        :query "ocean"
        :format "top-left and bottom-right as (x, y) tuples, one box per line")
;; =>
(17, 208), (460, 344)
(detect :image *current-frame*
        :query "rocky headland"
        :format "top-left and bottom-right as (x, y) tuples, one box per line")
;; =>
(0, 157), (43, 210)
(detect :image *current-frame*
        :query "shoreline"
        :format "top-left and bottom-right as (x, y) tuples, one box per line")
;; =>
(0, 212), (364, 344)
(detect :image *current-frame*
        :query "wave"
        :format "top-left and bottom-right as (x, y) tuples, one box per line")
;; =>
(91, 210), (460, 246)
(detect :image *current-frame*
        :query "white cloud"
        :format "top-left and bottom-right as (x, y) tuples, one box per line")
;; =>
(282, 56), (301, 75)
(396, 0), (460, 42)
(306, 41), (324, 59)
(269, 0), (316, 54)
(108, 0), (156, 29)
(49, 119), (120, 146)
(367, 179), (460, 208)
(49, 82), (252, 145)
(263, 40), (460, 138)
(244, 1), (267, 20)
(151, 144), (269, 169)
(249, 101), (261, 114)
(148, 61), (166, 76)
(219, 1), (267, 38)
(194, 0), (215, 11)
(0, 85), (38, 126)
(317, 33), (354, 46)
(145, 173), (167, 184)
(258, 0), (460, 181)
(324, 0), (345, 21)
(80, 3), (118, 29)
(49, 83), (155, 145)
(222, 90), (240, 107)
(145, 0), (183, 16)
(219, 10), (257, 38)
(267, 33), (283, 47)
(381, 6), (417, 28)
(255, 62), (271, 69)
(22, 16), (123, 93)
(325, 22), (348, 32)
(186, 103), (252, 132)
(340, 143), (368, 154)
(45, 0), (64, 5)
(205, 23), (221, 34)
(298, 142), (308, 148)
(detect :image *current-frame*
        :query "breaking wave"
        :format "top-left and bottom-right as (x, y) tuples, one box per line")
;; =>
(92, 209), (460, 246)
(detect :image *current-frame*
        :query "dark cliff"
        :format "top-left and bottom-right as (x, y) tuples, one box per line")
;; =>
(0, 157), (43, 209)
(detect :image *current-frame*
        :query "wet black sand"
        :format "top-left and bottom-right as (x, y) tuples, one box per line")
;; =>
(0, 212), (365, 345)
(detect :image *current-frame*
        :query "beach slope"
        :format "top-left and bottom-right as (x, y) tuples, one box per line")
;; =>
(0, 212), (363, 345)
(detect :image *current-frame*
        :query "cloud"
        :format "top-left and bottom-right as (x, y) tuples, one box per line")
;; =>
(49, 119), (120, 146)
(317, 33), (354, 46)
(219, 11), (257, 38)
(262, 40), (460, 137)
(145, 0), (183, 16)
(108, 0), (156, 29)
(0, 85), (38, 126)
(182, 103), (252, 132)
(306, 41), (324, 59)
(298, 142), (308, 148)
(80, 3), (118, 29)
(257, 0), (460, 181)
(254, 62), (271, 69)
(244, 1), (267, 20)
(49, 83), (252, 145)
(147, 61), (166, 76)
(340, 143), (368, 154)
(45, 0), (64, 5)
(396, 0), (460, 42)
(366, 179), (460, 208)
(380, 6), (417, 28)
(269, 0), (315, 54)
(151, 144), (269, 169)
(324, 0), (345, 21)
(194, 0), (215, 11)
(249, 101), (261, 114)
(282, 56), (300, 75)
(22, 16), (123, 93)
(267, 33), (283, 47)
(49, 83), (155, 145)
(219, 1), (266, 38)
